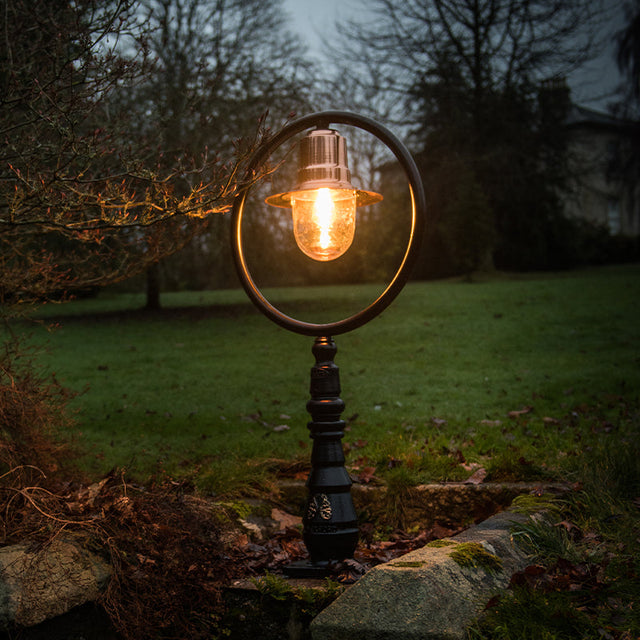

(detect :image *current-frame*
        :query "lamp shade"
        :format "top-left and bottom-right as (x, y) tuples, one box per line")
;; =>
(266, 128), (382, 261)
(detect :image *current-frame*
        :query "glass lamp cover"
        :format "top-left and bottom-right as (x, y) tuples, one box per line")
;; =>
(290, 187), (357, 261)
(265, 128), (381, 262)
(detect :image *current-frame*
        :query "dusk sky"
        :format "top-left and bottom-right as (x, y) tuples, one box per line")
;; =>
(283, 0), (627, 111)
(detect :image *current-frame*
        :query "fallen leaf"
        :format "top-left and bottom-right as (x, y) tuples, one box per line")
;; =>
(271, 508), (302, 531)
(555, 520), (580, 535)
(508, 406), (533, 418)
(136, 553), (156, 566)
(525, 564), (548, 576)
(453, 449), (466, 463)
(464, 467), (487, 485)
(432, 522), (460, 539)
(356, 466), (377, 484)
(273, 425), (290, 432)
(87, 477), (110, 504)
(239, 519), (263, 538)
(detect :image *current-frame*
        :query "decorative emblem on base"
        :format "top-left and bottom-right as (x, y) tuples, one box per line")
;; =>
(306, 494), (332, 520)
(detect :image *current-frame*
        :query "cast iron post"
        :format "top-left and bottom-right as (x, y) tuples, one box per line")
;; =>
(300, 336), (358, 569)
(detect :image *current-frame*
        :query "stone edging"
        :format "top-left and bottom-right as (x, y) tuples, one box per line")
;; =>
(310, 510), (531, 640)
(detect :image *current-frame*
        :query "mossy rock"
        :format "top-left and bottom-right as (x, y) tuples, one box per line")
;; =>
(448, 542), (503, 574)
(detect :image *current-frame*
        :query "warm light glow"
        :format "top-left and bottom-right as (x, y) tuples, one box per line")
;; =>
(290, 188), (357, 261)
(264, 128), (382, 261)
(314, 188), (334, 251)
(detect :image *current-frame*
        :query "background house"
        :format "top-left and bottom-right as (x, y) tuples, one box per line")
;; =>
(565, 104), (640, 237)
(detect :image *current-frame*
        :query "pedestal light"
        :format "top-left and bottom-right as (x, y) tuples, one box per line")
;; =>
(231, 111), (426, 575)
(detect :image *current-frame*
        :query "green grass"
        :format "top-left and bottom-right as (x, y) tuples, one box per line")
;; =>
(13, 263), (640, 489)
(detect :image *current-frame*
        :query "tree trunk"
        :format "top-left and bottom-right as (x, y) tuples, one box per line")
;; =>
(145, 263), (161, 310)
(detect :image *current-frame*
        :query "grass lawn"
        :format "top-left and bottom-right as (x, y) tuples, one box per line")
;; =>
(17, 263), (640, 492)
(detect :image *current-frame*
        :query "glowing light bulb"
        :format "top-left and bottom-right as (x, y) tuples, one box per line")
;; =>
(291, 188), (356, 261)
(264, 128), (382, 262)
(314, 188), (334, 250)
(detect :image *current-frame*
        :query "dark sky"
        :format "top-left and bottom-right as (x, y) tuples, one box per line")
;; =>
(284, 0), (626, 111)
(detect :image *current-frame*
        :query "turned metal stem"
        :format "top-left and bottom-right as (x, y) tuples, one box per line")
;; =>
(302, 336), (358, 564)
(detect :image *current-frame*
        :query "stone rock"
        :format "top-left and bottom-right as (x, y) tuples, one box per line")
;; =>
(310, 511), (530, 640)
(0, 539), (111, 628)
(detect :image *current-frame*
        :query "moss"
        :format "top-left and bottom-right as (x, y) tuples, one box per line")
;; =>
(293, 579), (344, 616)
(426, 539), (456, 548)
(391, 560), (426, 568)
(448, 542), (503, 574)
(252, 572), (344, 616)
(217, 500), (252, 520)
(252, 572), (292, 601)
(510, 493), (561, 516)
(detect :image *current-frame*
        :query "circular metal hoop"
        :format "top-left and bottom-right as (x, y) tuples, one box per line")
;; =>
(231, 111), (426, 337)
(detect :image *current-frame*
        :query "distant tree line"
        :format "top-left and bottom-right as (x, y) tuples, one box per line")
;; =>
(2, 0), (640, 308)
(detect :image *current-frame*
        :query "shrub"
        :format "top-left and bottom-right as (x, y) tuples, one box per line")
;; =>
(0, 336), (75, 480)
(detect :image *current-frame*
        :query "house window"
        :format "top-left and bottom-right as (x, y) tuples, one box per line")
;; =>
(607, 197), (621, 235)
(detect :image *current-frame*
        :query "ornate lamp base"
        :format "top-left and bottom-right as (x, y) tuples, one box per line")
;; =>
(291, 336), (358, 571)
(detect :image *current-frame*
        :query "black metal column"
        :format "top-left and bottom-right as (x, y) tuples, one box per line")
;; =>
(304, 336), (359, 561)
(286, 336), (358, 576)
